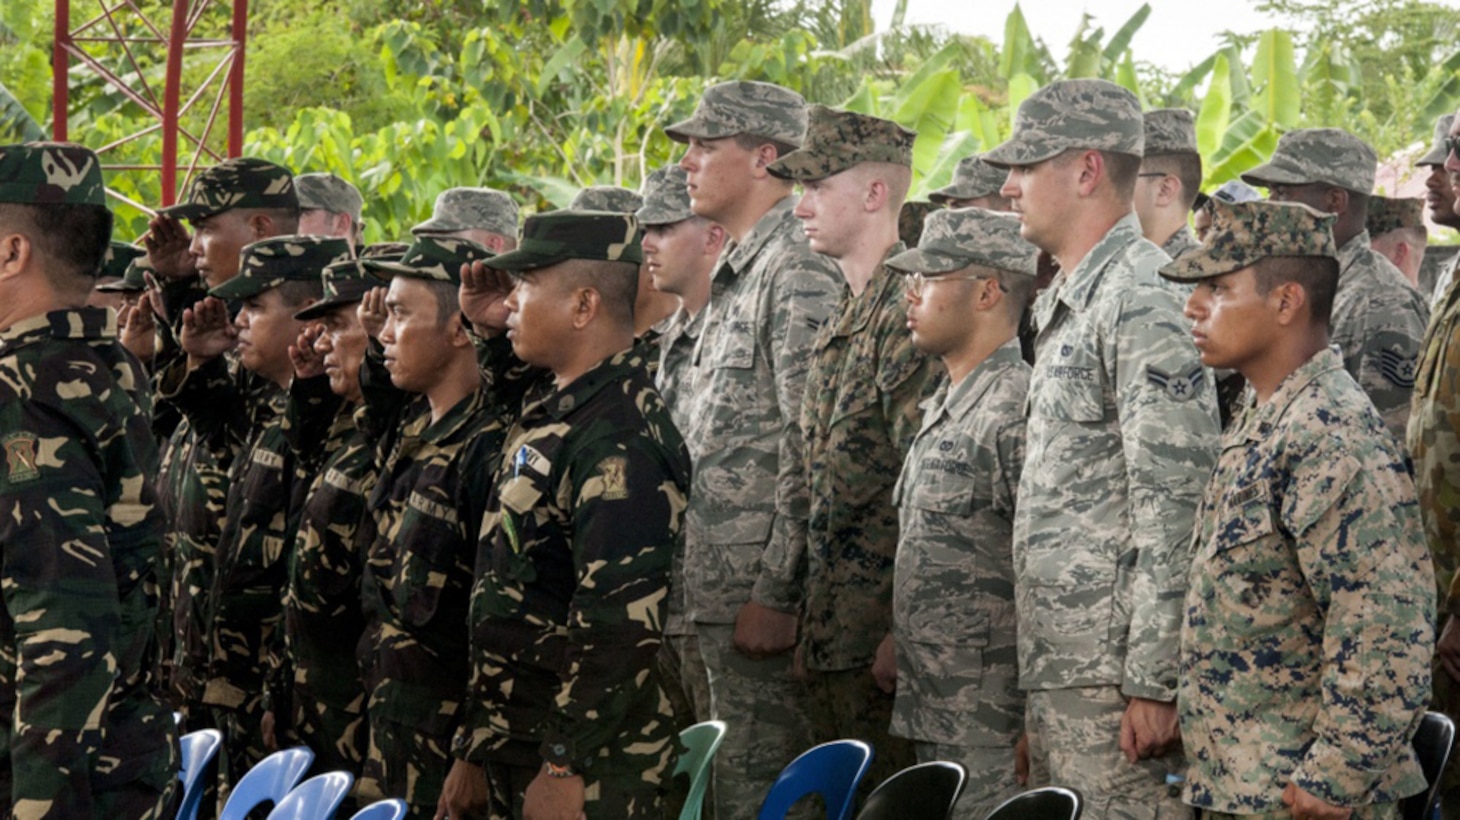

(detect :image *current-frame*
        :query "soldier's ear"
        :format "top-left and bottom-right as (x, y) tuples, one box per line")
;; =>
(1273, 280), (1307, 326)
(0, 232), (32, 279)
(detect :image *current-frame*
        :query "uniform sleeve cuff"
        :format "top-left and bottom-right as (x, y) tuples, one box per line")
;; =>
(1290, 739), (1383, 806)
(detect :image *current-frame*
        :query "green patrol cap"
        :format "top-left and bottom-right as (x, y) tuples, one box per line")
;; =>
(159, 157), (297, 222)
(570, 185), (644, 214)
(93, 241), (145, 288)
(886, 207), (1038, 277)
(1366, 195), (1425, 237)
(929, 154), (1007, 204)
(0, 142), (108, 207)
(768, 105), (917, 181)
(1418, 115), (1456, 167)
(294, 242), (403, 321)
(636, 165), (694, 226)
(983, 79), (1144, 168)
(295, 172), (363, 220)
(1159, 199), (1337, 282)
(97, 253), (155, 293)
(1240, 128), (1376, 195)
(1144, 108), (1198, 156)
(664, 81), (807, 147)
(486, 210), (643, 272)
(361, 235), (493, 285)
(412, 187), (519, 237)
(209, 234), (352, 300)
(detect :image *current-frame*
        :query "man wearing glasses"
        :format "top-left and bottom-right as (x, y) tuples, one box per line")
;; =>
(1133, 109), (1203, 262)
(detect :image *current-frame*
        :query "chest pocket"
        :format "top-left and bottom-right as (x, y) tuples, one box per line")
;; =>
(300, 473), (368, 600)
(709, 318), (756, 370)
(1034, 344), (1106, 424)
(488, 474), (546, 584)
(393, 490), (463, 627)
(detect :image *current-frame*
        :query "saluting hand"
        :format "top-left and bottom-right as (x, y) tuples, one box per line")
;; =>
(358, 287), (389, 340)
(143, 213), (197, 281)
(289, 324), (326, 379)
(117, 291), (158, 362)
(180, 296), (237, 367)
(459, 260), (514, 336)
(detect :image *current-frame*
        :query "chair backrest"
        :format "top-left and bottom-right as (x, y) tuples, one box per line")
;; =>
(985, 787), (1083, 820)
(675, 720), (728, 820)
(757, 740), (874, 820)
(265, 771), (355, 820)
(853, 761), (966, 820)
(348, 798), (409, 820)
(1404, 711), (1457, 820)
(217, 747), (316, 820)
(176, 729), (224, 820)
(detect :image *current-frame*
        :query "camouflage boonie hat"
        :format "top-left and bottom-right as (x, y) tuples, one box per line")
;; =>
(485, 210), (643, 272)
(294, 242), (404, 320)
(158, 157), (297, 222)
(97, 254), (155, 293)
(1366, 196), (1426, 237)
(1143, 109), (1198, 156)
(767, 105), (917, 181)
(361, 235), (492, 285)
(886, 207), (1038, 277)
(295, 172), (363, 220)
(570, 185), (644, 214)
(929, 154), (1007, 204)
(636, 165), (694, 226)
(1159, 199), (1337, 282)
(983, 79), (1144, 168)
(898, 201), (940, 247)
(1239, 128), (1377, 194)
(93, 242), (145, 289)
(0, 142), (108, 207)
(209, 235), (352, 300)
(1417, 114), (1455, 167)
(412, 187), (519, 238)
(664, 81), (807, 147)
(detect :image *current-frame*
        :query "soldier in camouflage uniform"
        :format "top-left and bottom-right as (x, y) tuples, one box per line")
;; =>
(1367, 195), (1429, 288)
(413, 187), (520, 252)
(1135, 109), (1202, 261)
(666, 80), (842, 819)
(1242, 128), (1429, 441)
(928, 154), (1012, 211)
(1415, 115), (1460, 303)
(90, 240), (146, 310)
(296, 171), (365, 248)
(571, 185), (644, 213)
(1166, 198), (1434, 819)
(0, 141), (177, 818)
(884, 208), (1036, 820)
(767, 105), (932, 790)
(983, 79), (1220, 820)
(568, 182), (680, 346)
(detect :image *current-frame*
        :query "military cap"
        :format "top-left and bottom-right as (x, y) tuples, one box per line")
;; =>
(96, 254), (155, 293)
(208, 234), (352, 300)
(767, 106), (917, 181)
(898, 200), (940, 247)
(982, 79), (1144, 168)
(361, 235), (492, 285)
(158, 157), (297, 222)
(664, 81), (807, 147)
(1366, 195), (1426, 237)
(1239, 128), (1377, 194)
(929, 154), (1007, 204)
(570, 185), (644, 214)
(0, 142), (108, 207)
(1143, 108), (1198, 156)
(1209, 179), (1263, 206)
(485, 210), (643, 272)
(885, 207), (1038, 277)
(412, 187), (519, 238)
(636, 165), (694, 226)
(1159, 199), (1337, 282)
(295, 172), (363, 220)
(93, 242), (145, 290)
(294, 251), (401, 322)
(1417, 114), (1456, 167)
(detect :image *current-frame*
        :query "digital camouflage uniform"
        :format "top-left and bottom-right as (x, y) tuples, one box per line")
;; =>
(982, 79), (1219, 820)
(768, 105), (932, 788)
(0, 142), (176, 819)
(1242, 128), (1429, 442)
(412, 186), (519, 239)
(927, 153), (1006, 206)
(665, 80), (842, 820)
(1162, 200), (1433, 818)
(1413, 115), (1456, 305)
(1142, 109), (1203, 262)
(884, 208), (1037, 820)
(296, 172), (364, 222)
(571, 185), (645, 214)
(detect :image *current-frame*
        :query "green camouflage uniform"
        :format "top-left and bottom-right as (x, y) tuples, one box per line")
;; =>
(0, 142), (177, 819)
(1163, 200), (1433, 817)
(983, 80), (1219, 820)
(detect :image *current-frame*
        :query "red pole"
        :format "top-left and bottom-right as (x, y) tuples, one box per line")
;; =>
(228, 0), (248, 157)
(52, 0), (70, 141)
(161, 0), (187, 205)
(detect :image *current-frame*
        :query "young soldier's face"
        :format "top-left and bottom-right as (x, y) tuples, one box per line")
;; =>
(189, 209), (256, 288)
(642, 219), (707, 297)
(235, 287), (306, 386)
(903, 269), (982, 357)
(1000, 154), (1078, 254)
(380, 277), (456, 394)
(503, 266), (578, 370)
(678, 136), (755, 224)
(793, 170), (864, 258)
(317, 304), (368, 402)
(1183, 266), (1273, 372)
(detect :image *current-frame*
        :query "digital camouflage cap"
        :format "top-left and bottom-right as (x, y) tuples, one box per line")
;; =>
(1143, 108), (1198, 156)
(1239, 128), (1377, 194)
(485, 210), (643, 272)
(767, 105), (916, 181)
(361, 235), (492, 285)
(1366, 195), (1426, 237)
(294, 242), (403, 320)
(94, 241), (144, 283)
(570, 185), (644, 214)
(886, 207), (1038, 277)
(412, 187), (519, 238)
(96, 253), (154, 293)
(928, 154), (1007, 204)
(1417, 114), (1455, 167)
(0, 142), (108, 207)
(982, 79), (1144, 168)
(1159, 199), (1337, 283)
(664, 80), (807, 147)
(295, 172), (363, 220)
(158, 157), (297, 222)
(636, 165), (694, 226)
(208, 234), (352, 300)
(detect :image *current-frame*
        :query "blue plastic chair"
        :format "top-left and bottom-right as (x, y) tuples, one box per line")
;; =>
(176, 729), (224, 820)
(349, 799), (409, 820)
(265, 771), (355, 819)
(217, 747), (316, 820)
(675, 720), (727, 820)
(757, 739), (873, 820)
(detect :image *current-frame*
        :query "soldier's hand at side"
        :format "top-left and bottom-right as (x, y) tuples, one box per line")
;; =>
(435, 759), (489, 820)
(523, 768), (585, 820)
(459, 260), (514, 336)
(358, 287), (388, 340)
(261, 710), (278, 752)
(181, 296), (237, 367)
(872, 632), (897, 694)
(144, 213), (197, 281)
(290, 324), (326, 379)
(1438, 616), (1460, 682)
(732, 600), (798, 659)
(1014, 733), (1030, 786)
(1118, 697), (1179, 764)
(1282, 782), (1352, 820)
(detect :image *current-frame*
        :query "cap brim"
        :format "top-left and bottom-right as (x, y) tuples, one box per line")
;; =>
(483, 248), (568, 272)
(95, 281), (144, 293)
(294, 291), (367, 321)
(885, 247), (973, 275)
(209, 275), (281, 300)
(635, 206), (694, 226)
(1417, 148), (1448, 167)
(767, 153), (845, 182)
(1238, 161), (1312, 189)
(980, 134), (1067, 169)
(1158, 249), (1249, 283)
(411, 218), (467, 235)
(156, 201), (219, 222)
(663, 114), (739, 144)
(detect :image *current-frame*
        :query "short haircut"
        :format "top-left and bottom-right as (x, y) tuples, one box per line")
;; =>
(422, 279), (461, 328)
(554, 258), (640, 326)
(240, 205), (301, 235)
(732, 133), (799, 162)
(992, 266), (1036, 318)
(1143, 153), (1203, 210)
(852, 162), (913, 212)
(1253, 255), (1339, 328)
(274, 279), (324, 307)
(1098, 150), (1143, 200)
(0, 202), (112, 284)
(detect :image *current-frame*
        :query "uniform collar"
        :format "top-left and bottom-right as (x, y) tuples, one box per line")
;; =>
(0, 306), (114, 354)
(830, 242), (907, 337)
(1234, 346), (1345, 444)
(528, 345), (650, 422)
(1161, 225), (1199, 259)
(1336, 230), (1371, 284)
(940, 337), (1024, 424)
(720, 195), (798, 277)
(1057, 213), (1145, 312)
(420, 383), (489, 444)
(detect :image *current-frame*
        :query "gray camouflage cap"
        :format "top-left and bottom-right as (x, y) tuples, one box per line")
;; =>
(768, 105), (916, 181)
(1159, 199), (1337, 282)
(1366, 195), (1425, 236)
(886, 207), (1038, 277)
(361, 235), (493, 285)
(1143, 109), (1198, 156)
(664, 81), (807, 147)
(294, 244), (402, 321)
(209, 234), (352, 300)
(983, 79), (1144, 168)
(93, 241), (145, 286)
(412, 187), (519, 237)
(295, 172), (363, 220)
(0, 142), (108, 207)
(158, 157), (297, 222)
(96, 253), (155, 293)
(570, 185), (644, 214)
(486, 210), (643, 272)
(929, 154), (1007, 204)
(1239, 128), (1377, 194)
(1417, 114), (1456, 167)
(637, 165), (695, 226)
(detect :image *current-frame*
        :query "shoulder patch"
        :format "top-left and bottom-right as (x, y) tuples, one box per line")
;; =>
(1147, 364), (1203, 401)
(598, 456), (629, 501)
(3, 432), (40, 483)
(1378, 348), (1417, 389)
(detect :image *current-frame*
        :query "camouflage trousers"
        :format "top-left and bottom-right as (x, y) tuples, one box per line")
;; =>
(211, 695), (268, 806)
(659, 630), (714, 820)
(697, 623), (814, 820)
(802, 665), (915, 797)
(91, 776), (179, 820)
(356, 717), (451, 820)
(1200, 805), (1397, 820)
(483, 758), (663, 819)
(913, 741), (1020, 820)
(1025, 687), (1190, 820)
(288, 692), (368, 778)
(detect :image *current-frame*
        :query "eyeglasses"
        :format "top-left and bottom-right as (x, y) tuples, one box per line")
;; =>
(1137, 172), (1168, 178)
(1446, 136), (1460, 158)
(904, 271), (993, 298)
